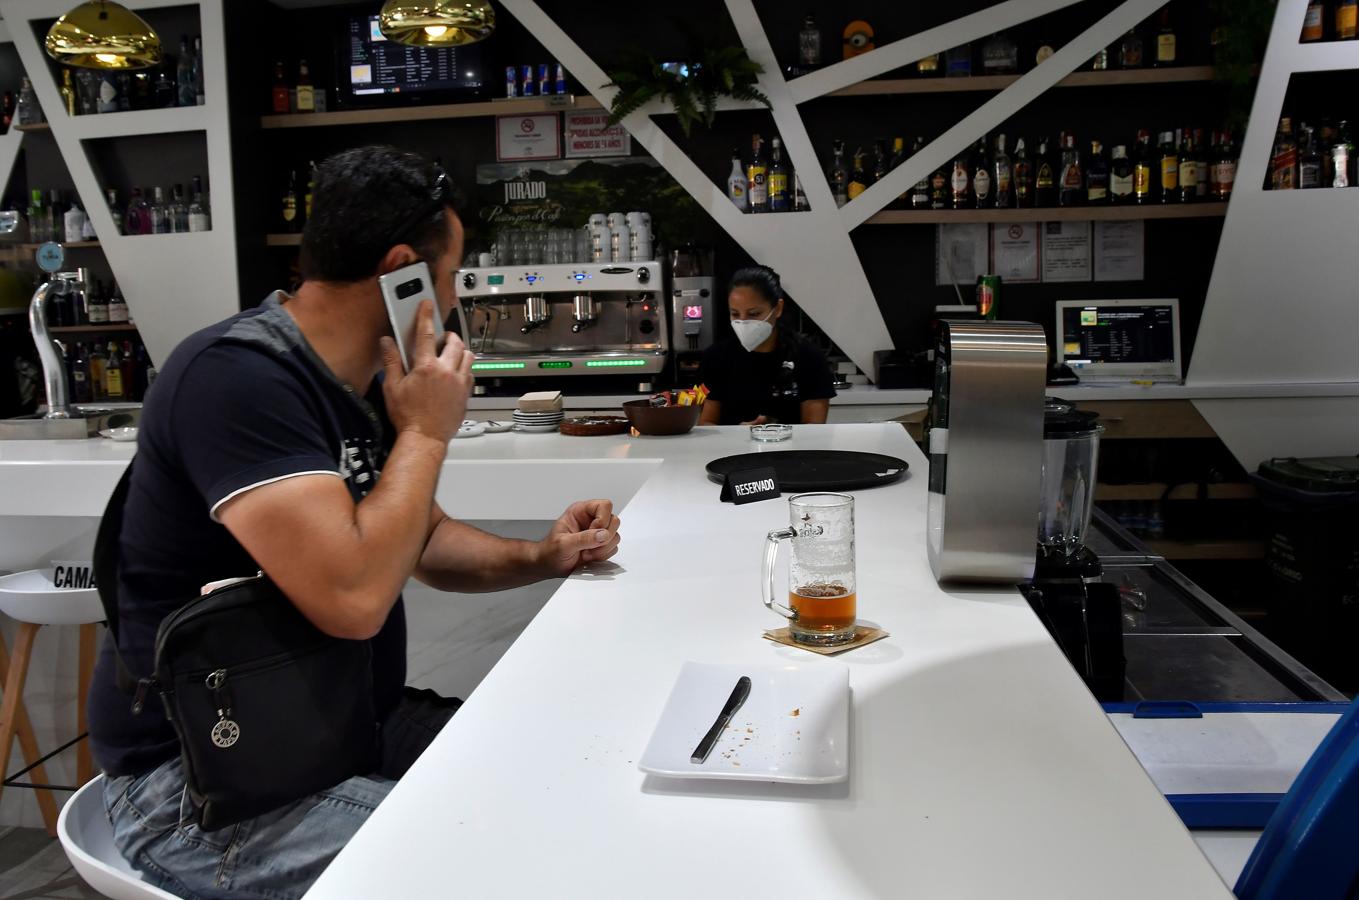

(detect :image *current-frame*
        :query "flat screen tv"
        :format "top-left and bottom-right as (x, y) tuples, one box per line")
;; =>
(336, 13), (491, 108)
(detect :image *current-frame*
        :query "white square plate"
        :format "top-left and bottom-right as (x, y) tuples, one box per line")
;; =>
(638, 662), (849, 783)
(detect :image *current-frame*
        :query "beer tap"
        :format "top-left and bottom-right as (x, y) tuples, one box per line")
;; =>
(28, 268), (88, 419)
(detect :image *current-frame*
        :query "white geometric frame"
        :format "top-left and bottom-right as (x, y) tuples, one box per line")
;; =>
(502, 0), (1166, 377)
(0, 0), (238, 366)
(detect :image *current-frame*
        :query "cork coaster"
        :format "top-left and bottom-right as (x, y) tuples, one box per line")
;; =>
(762, 625), (890, 655)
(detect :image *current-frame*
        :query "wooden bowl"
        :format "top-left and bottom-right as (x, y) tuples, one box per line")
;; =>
(622, 400), (701, 436)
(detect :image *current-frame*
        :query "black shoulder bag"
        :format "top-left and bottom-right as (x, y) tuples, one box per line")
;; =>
(94, 464), (379, 831)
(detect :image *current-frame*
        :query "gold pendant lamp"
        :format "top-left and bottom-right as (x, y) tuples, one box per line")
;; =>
(378, 0), (496, 47)
(45, 0), (162, 69)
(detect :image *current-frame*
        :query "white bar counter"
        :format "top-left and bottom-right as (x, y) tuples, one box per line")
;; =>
(0, 427), (1230, 894)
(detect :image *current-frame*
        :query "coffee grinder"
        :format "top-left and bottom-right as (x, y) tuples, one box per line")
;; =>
(669, 244), (715, 384)
(1019, 398), (1125, 700)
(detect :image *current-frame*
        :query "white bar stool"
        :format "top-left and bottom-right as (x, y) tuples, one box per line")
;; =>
(0, 569), (104, 835)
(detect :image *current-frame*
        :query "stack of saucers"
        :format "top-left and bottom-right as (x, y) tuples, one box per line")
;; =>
(512, 409), (565, 433)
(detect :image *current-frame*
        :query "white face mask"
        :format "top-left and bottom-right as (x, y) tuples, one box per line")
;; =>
(731, 310), (775, 352)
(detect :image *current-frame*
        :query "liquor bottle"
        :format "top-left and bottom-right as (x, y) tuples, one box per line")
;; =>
(1133, 130), (1154, 203)
(116, 72), (133, 111)
(797, 14), (822, 73)
(910, 137), (931, 208)
(829, 140), (849, 207)
(87, 342), (106, 401)
(1086, 141), (1109, 204)
(120, 341), (137, 401)
(726, 148), (748, 211)
(1299, 125), (1323, 188)
(1338, 0), (1358, 40)
(1119, 28), (1144, 68)
(133, 344), (152, 401)
(1090, 47), (1109, 70)
(1177, 130), (1197, 202)
(108, 282), (129, 323)
(27, 189), (45, 243)
(188, 175), (211, 231)
(168, 184), (187, 232)
(104, 343), (125, 400)
(1058, 133), (1083, 207)
(193, 35), (205, 105)
(1013, 138), (1034, 207)
(1035, 39), (1055, 66)
(296, 59), (315, 112)
(981, 32), (1019, 75)
(1110, 145), (1133, 203)
(1, 91), (14, 131)
(1320, 120), (1338, 186)
(149, 186), (170, 233)
(87, 281), (110, 325)
(176, 36), (195, 106)
(304, 161), (317, 221)
(122, 188), (142, 234)
(48, 190), (66, 239)
(929, 167), (949, 209)
(104, 188), (122, 235)
(60, 69), (77, 116)
(793, 174), (809, 210)
(281, 170), (301, 230)
(17, 77), (43, 126)
(747, 135), (769, 212)
(1154, 7), (1177, 66)
(64, 201), (87, 243)
(1271, 117), (1298, 189)
(993, 134), (1013, 208)
(1158, 130), (1179, 201)
(871, 138), (889, 186)
(153, 62), (175, 108)
(971, 138), (992, 208)
(847, 147), (872, 201)
(1302, 0), (1325, 41)
(945, 44), (972, 77)
(1194, 128), (1210, 198)
(1332, 121), (1352, 188)
(1211, 130), (1237, 199)
(272, 62), (290, 113)
(950, 148), (972, 208)
(916, 53), (941, 77)
(769, 137), (791, 212)
(888, 137), (908, 209)
(71, 343), (92, 403)
(1034, 137), (1056, 207)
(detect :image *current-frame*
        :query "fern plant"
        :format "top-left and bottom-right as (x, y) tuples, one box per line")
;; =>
(605, 43), (771, 137)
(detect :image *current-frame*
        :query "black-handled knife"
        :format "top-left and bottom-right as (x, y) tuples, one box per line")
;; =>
(690, 676), (752, 764)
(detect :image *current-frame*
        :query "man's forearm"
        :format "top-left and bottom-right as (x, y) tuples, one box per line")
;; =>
(415, 517), (553, 592)
(348, 431), (448, 601)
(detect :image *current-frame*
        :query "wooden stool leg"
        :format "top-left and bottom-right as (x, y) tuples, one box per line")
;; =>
(76, 624), (97, 786)
(0, 624), (61, 835)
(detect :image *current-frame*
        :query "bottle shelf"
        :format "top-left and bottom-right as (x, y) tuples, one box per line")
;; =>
(259, 94), (604, 129)
(821, 65), (1219, 98)
(14, 123), (50, 133)
(19, 241), (101, 250)
(266, 233), (303, 246)
(48, 323), (139, 333)
(866, 203), (1229, 225)
(1096, 482), (1258, 502)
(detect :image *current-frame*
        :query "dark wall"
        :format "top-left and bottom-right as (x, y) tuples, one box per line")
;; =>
(227, 0), (1257, 368)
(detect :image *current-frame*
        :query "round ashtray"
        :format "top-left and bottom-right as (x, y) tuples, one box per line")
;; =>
(750, 423), (792, 442)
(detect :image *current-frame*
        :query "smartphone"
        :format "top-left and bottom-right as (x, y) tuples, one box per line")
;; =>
(379, 262), (445, 372)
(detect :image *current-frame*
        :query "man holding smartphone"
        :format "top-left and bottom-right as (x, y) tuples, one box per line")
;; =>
(88, 146), (622, 899)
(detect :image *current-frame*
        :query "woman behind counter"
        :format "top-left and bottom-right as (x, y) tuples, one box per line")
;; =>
(698, 266), (836, 426)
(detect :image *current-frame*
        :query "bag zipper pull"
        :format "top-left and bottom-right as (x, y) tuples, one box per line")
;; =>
(205, 669), (241, 749)
(131, 677), (155, 715)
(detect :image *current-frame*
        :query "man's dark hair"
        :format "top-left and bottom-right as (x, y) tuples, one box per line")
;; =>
(299, 145), (461, 283)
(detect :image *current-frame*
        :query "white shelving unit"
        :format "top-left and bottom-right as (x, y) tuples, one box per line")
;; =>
(0, 0), (237, 366)
(501, 0), (1177, 377)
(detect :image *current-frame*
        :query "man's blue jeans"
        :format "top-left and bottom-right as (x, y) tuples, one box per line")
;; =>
(103, 757), (394, 900)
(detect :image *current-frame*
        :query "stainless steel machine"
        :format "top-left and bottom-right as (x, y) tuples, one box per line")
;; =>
(668, 245), (716, 383)
(926, 320), (1048, 583)
(456, 261), (668, 378)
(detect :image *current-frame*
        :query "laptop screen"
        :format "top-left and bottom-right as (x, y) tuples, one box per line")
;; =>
(1060, 303), (1177, 367)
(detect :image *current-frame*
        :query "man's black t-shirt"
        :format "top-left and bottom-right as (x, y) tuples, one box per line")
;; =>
(88, 293), (407, 777)
(700, 330), (837, 425)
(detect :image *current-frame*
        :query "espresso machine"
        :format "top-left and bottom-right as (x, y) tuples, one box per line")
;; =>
(1018, 398), (1125, 700)
(456, 261), (669, 380)
(668, 244), (716, 383)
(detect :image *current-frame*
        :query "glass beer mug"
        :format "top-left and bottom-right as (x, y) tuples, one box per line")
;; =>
(762, 493), (857, 646)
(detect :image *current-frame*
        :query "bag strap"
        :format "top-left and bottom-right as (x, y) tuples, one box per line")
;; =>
(94, 462), (139, 695)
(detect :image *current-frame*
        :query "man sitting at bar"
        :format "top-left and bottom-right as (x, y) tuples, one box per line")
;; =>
(87, 146), (622, 899)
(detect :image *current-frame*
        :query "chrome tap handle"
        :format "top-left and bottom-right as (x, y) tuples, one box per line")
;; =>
(29, 279), (71, 419)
